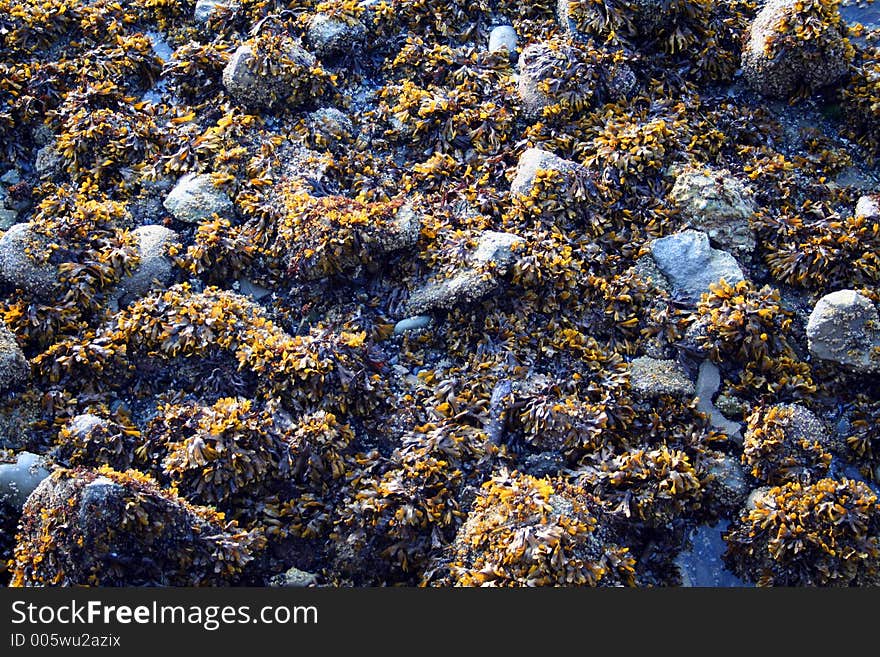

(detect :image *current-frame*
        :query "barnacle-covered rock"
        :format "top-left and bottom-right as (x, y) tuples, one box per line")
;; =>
(723, 478), (880, 586)
(704, 453), (749, 512)
(113, 225), (178, 307)
(10, 466), (265, 586)
(649, 230), (745, 303)
(34, 141), (64, 180)
(222, 36), (329, 110)
(0, 322), (28, 392)
(509, 147), (591, 197)
(669, 167), (756, 255)
(163, 173), (234, 224)
(0, 222), (57, 297)
(307, 107), (354, 149)
(441, 470), (636, 586)
(855, 193), (880, 219)
(742, 404), (832, 485)
(805, 289), (880, 372)
(741, 0), (853, 98)
(628, 357), (694, 399)
(307, 13), (367, 58)
(405, 230), (525, 315)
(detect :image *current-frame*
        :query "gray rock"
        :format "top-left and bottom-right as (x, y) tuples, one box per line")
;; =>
(855, 193), (880, 218)
(0, 451), (50, 511)
(488, 25), (518, 56)
(394, 315), (433, 334)
(669, 167), (756, 255)
(510, 147), (587, 197)
(706, 455), (749, 510)
(194, 0), (237, 23)
(222, 42), (317, 109)
(0, 170), (21, 186)
(0, 208), (18, 230)
(0, 322), (28, 392)
(238, 277), (272, 301)
(163, 173), (233, 224)
(742, 0), (852, 98)
(695, 359), (742, 440)
(308, 107), (354, 146)
(269, 566), (318, 587)
(650, 230), (744, 303)
(307, 13), (366, 58)
(629, 357), (694, 399)
(0, 222), (57, 296)
(114, 225), (178, 307)
(471, 231), (525, 269)
(806, 289), (880, 372)
(34, 141), (64, 179)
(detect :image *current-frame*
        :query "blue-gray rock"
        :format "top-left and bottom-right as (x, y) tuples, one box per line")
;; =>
(488, 26), (518, 56)
(695, 359), (742, 440)
(650, 230), (744, 303)
(164, 173), (233, 224)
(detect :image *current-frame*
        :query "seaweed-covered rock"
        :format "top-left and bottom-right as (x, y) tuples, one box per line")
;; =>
(510, 147), (590, 197)
(163, 173), (233, 224)
(441, 470), (636, 586)
(628, 357), (694, 399)
(805, 289), (880, 372)
(10, 467), (265, 586)
(0, 223), (57, 296)
(113, 225), (178, 307)
(741, 0), (853, 98)
(0, 323), (28, 392)
(194, 0), (237, 23)
(669, 167), (756, 254)
(307, 13), (367, 58)
(724, 478), (880, 586)
(650, 230), (745, 303)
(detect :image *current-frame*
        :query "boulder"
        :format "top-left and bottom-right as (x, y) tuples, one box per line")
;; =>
(650, 230), (744, 303)
(0, 222), (57, 296)
(489, 25), (518, 56)
(163, 173), (233, 224)
(114, 225), (178, 307)
(806, 289), (880, 372)
(629, 357), (694, 399)
(307, 13), (367, 58)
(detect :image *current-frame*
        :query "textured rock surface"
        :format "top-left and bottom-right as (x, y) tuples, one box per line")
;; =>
(0, 223), (57, 296)
(488, 25), (518, 55)
(670, 167), (756, 254)
(163, 173), (233, 224)
(222, 42), (317, 109)
(650, 230), (744, 303)
(806, 289), (880, 372)
(0, 322), (28, 392)
(114, 225), (178, 307)
(629, 357), (694, 399)
(307, 13), (366, 57)
(510, 148), (589, 197)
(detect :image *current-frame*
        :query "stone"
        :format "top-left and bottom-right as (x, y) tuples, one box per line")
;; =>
(0, 169), (21, 186)
(509, 147), (588, 197)
(0, 451), (50, 512)
(194, 0), (237, 23)
(308, 107), (354, 147)
(742, 0), (852, 98)
(705, 455), (749, 510)
(163, 173), (233, 224)
(223, 41), (317, 109)
(114, 225), (178, 307)
(0, 208), (18, 230)
(238, 277), (272, 301)
(393, 315), (433, 334)
(806, 289), (880, 372)
(269, 566), (318, 587)
(488, 25), (518, 56)
(34, 141), (64, 179)
(855, 193), (880, 218)
(669, 167), (756, 254)
(628, 357), (694, 399)
(471, 231), (526, 269)
(650, 230), (744, 303)
(0, 322), (28, 392)
(307, 13), (366, 58)
(695, 359), (742, 440)
(0, 223), (57, 296)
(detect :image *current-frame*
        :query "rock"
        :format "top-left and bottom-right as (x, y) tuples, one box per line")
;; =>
(269, 566), (318, 587)
(0, 170), (21, 186)
(0, 222), (57, 296)
(517, 41), (606, 116)
(805, 289), (880, 372)
(307, 13), (366, 58)
(405, 230), (524, 315)
(0, 451), (50, 512)
(34, 141), (64, 179)
(557, 0), (667, 37)
(741, 0), (852, 98)
(194, 0), (237, 23)
(237, 277), (272, 301)
(855, 194), (880, 218)
(113, 225), (178, 307)
(393, 315), (433, 334)
(649, 230), (744, 303)
(628, 357), (694, 399)
(669, 167), (756, 254)
(223, 41), (317, 109)
(705, 455), (749, 510)
(163, 173), (233, 224)
(510, 147), (589, 197)
(308, 107), (354, 147)
(0, 322), (28, 392)
(695, 359), (742, 440)
(0, 206), (17, 231)
(11, 467), (264, 586)
(488, 25), (518, 56)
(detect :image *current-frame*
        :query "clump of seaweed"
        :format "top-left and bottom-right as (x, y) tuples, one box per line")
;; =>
(723, 478), (880, 586)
